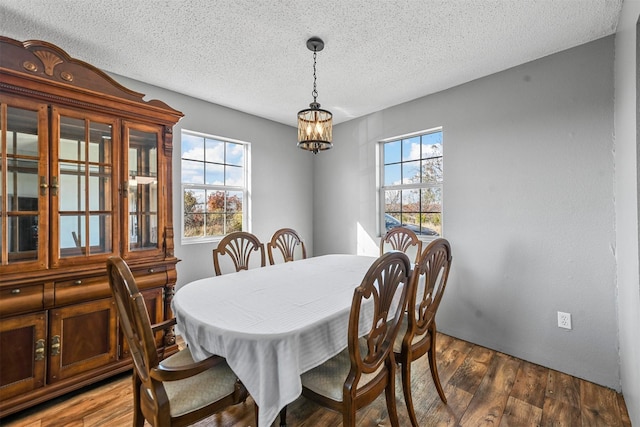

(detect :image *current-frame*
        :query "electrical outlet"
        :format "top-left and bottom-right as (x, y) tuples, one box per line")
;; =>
(557, 311), (572, 330)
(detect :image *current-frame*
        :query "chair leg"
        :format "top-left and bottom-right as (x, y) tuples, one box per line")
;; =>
(131, 374), (144, 427)
(428, 328), (447, 404)
(385, 362), (400, 427)
(342, 399), (356, 427)
(400, 357), (419, 427)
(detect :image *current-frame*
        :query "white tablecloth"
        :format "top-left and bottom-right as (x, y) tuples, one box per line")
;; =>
(171, 254), (377, 427)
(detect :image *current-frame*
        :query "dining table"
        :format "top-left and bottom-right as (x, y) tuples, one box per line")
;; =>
(171, 253), (379, 427)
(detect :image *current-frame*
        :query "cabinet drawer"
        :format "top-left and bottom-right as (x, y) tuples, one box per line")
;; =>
(131, 265), (168, 290)
(0, 285), (44, 317)
(55, 276), (110, 306)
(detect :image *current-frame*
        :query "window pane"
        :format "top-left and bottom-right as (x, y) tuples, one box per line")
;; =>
(7, 107), (38, 156)
(60, 214), (85, 256)
(401, 161), (421, 184)
(89, 214), (111, 253)
(422, 131), (443, 158)
(59, 163), (85, 211)
(205, 138), (224, 163)
(147, 214), (158, 245)
(181, 133), (204, 160)
(401, 212), (419, 228)
(421, 213), (442, 236)
(88, 122), (112, 163)
(226, 142), (244, 166)
(184, 188), (204, 214)
(128, 184), (138, 216)
(129, 213), (158, 250)
(421, 157), (443, 183)
(205, 163), (224, 185)
(127, 129), (158, 253)
(6, 159), (38, 211)
(226, 165), (243, 186)
(89, 165), (111, 210)
(421, 187), (442, 212)
(184, 213), (204, 237)
(7, 215), (38, 258)
(384, 190), (401, 213)
(226, 214), (242, 233)
(182, 159), (205, 184)
(402, 136), (420, 161)
(148, 145), (158, 176)
(226, 191), (243, 213)
(384, 163), (401, 186)
(59, 116), (85, 161)
(206, 213), (224, 236)
(401, 189), (420, 213)
(184, 188), (205, 237)
(384, 212), (401, 232)
(384, 140), (401, 164)
(206, 189), (225, 213)
(129, 130), (157, 177)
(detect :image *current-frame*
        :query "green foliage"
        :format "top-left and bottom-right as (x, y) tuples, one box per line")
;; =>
(183, 189), (244, 237)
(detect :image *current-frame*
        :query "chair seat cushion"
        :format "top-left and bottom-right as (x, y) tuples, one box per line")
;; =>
(159, 348), (239, 417)
(301, 339), (382, 402)
(393, 313), (428, 354)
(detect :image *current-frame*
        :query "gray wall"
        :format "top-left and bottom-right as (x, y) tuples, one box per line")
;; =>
(314, 37), (620, 389)
(108, 74), (315, 289)
(614, 1), (640, 424)
(111, 30), (636, 402)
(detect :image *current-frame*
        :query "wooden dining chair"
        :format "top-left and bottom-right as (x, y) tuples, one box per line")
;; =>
(106, 256), (250, 427)
(212, 231), (266, 275)
(267, 227), (307, 265)
(300, 251), (412, 427)
(394, 238), (452, 427)
(380, 226), (423, 264)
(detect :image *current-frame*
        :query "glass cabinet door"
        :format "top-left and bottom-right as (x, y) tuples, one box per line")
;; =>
(50, 107), (118, 266)
(123, 122), (164, 257)
(0, 97), (48, 273)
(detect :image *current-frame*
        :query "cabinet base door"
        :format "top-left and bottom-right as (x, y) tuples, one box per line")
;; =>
(48, 299), (117, 383)
(0, 312), (47, 400)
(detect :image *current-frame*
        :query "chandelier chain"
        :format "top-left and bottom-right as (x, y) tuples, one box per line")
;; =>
(312, 49), (318, 102)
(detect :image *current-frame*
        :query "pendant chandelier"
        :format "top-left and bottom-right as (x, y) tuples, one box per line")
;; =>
(297, 37), (333, 154)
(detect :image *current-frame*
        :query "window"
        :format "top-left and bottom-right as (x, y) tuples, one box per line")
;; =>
(380, 128), (443, 238)
(181, 131), (248, 242)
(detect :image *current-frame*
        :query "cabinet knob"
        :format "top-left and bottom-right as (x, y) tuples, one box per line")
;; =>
(11, 289), (21, 294)
(74, 280), (82, 285)
(149, 268), (155, 273)
(35, 339), (45, 361)
(50, 176), (59, 196)
(51, 335), (61, 356)
(39, 176), (48, 196)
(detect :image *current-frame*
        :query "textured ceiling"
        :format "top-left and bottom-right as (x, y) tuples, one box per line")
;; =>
(0, 1), (623, 127)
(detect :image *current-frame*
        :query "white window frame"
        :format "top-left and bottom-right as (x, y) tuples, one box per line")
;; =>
(180, 130), (251, 244)
(379, 127), (443, 241)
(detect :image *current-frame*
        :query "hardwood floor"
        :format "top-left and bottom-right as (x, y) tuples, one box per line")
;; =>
(2, 333), (631, 427)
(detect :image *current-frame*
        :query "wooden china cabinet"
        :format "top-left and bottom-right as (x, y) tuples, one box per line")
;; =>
(0, 37), (183, 417)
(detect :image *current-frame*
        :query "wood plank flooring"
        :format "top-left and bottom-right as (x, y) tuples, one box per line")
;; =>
(1, 333), (631, 427)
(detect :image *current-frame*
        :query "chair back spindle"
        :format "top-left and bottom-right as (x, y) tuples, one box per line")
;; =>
(267, 228), (307, 264)
(213, 231), (266, 275)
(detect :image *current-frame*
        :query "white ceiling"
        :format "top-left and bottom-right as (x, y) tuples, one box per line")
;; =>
(0, 1), (623, 127)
